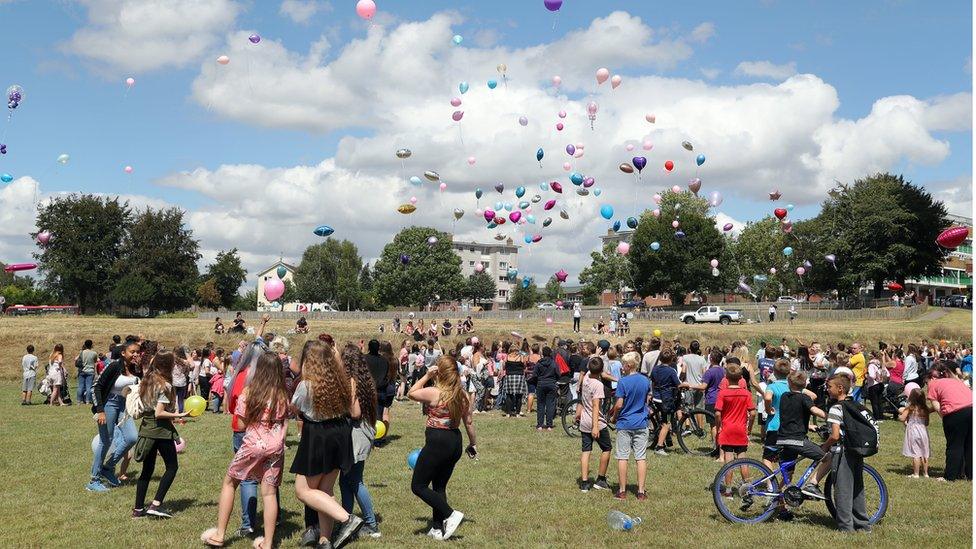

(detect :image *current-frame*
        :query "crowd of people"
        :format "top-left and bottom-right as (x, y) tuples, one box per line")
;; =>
(15, 313), (974, 542)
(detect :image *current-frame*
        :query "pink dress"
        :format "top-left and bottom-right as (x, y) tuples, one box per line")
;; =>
(902, 413), (930, 459)
(228, 398), (288, 486)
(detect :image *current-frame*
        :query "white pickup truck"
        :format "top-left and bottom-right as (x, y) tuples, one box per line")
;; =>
(679, 306), (742, 325)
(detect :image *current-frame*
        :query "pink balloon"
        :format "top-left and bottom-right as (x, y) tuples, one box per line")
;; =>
(796, 267), (806, 276)
(452, 110), (464, 121)
(710, 259), (719, 268)
(625, 143), (635, 151)
(575, 142), (584, 150)
(37, 231), (51, 245)
(610, 74), (622, 89)
(355, 0), (376, 20)
(642, 140), (653, 151)
(671, 185), (680, 193)
(672, 220), (680, 228)
(562, 162), (571, 171)
(124, 166), (133, 174)
(546, 316), (553, 325)
(264, 278), (284, 301)
(474, 263), (484, 273)
(556, 122), (564, 131)
(509, 211), (522, 223)
(450, 97), (462, 107)
(483, 209), (496, 222)
(573, 150), (584, 158)
(586, 101), (598, 115)
(652, 194), (662, 204)
(216, 55), (230, 65)
(125, 77), (135, 87)
(616, 241), (630, 255)
(558, 110), (567, 118)
(439, 182), (447, 191)
(645, 113), (656, 123)
(596, 68), (610, 84)
(175, 437), (186, 454)
(467, 156), (476, 165)
(769, 267), (777, 275)
(552, 75), (562, 87)
(651, 209), (660, 217)
(409, 196), (418, 204)
(475, 208), (483, 216)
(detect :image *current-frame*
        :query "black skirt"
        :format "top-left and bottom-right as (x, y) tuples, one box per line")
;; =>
(290, 415), (354, 477)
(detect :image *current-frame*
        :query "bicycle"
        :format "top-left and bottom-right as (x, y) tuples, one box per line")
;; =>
(647, 391), (717, 456)
(559, 380), (615, 437)
(712, 447), (888, 525)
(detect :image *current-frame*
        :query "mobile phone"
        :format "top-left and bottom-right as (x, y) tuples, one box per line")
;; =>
(465, 445), (478, 459)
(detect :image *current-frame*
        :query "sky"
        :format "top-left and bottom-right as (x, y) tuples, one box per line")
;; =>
(0, 0), (972, 287)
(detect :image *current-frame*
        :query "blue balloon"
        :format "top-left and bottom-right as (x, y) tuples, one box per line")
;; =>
(515, 186), (526, 198)
(452, 34), (463, 45)
(783, 246), (794, 257)
(0, 173), (12, 183)
(475, 188), (483, 199)
(487, 222), (497, 229)
(650, 241), (660, 251)
(504, 202), (513, 212)
(494, 201), (503, 211)
(600, 204), (614, 220)
(696, 154), (705, 166)
(524, 235), (532, 244)
(487, 80), (497, 89)
(409, 176), (422, 186)
(518, 201), (530, 209)
(536, 148), (544, 162)
(675, 230), (686, 239)
(612, 220), (621, 232)
(407, 448), (421, 469)
(786, 203), (795, 211)
(459, 81), (469, 94)
(526, 214), (536, 224)
(570, 172), (584, 186)
(626, 216), (638, 229)
(594, 188), (602, 197)
(313, 225), (334, 237)
(539, 182), (548, 191)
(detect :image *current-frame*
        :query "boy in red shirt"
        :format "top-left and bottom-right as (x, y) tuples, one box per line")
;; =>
(715, 361), (756, 497)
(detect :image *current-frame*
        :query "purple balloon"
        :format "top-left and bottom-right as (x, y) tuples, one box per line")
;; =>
(723, 223), (733, 232)
(565, 144), (576, 156)
(583, 177), (594, 188)
(632, 156), (647, 172)
(544, 0), (563, 11)
(452, 110), (464, 122)
(248, 33), (261, 44)
(484, 209), (496, 222)
(400, 254), (410, 265)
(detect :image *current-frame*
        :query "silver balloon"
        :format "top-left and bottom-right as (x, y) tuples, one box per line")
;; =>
(453, 208), (464, 220)
(531, 194), (542, 203)
(543, 217), (552, 227)
(494, 233), (507, 241)
(682, 141), (693, 151)
(395, 148), (412, 159)
(424, 170), (440, 182)
(576, 188), (589, 196)
(559, 209), (569, 220)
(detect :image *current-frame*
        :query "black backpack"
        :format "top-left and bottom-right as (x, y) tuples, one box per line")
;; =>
(841, 400), (879, 456)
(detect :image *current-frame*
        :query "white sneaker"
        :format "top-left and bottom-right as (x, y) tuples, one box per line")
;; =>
(441, 511), (464, 540)
(427, 528), (444, 540)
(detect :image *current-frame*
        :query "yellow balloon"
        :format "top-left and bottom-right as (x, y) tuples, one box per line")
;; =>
(653, 329), (662, 338)
(185, 395), (207, 417)
(397, 204), (417, 214)
(375, 420), (387, 439)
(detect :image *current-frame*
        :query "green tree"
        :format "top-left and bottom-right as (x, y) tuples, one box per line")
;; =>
(544, 276), (563, 301)
(195, 278), (222, 310)
(293, 239), (363, 310)
(111, 273), (155, 309)
(118, 207), (200, 312)
(33, 194), (131, 312)
(206, 249), (247, 309)
(628, 191), (727, 305)
(729, 217), (790, 300)
(579, 243), (632, 297)
(582, 285), (600, 306)
(231, 288), (259, 311)
(465, 272), (497, 306)
(508, 277), (538, 309)
(281, 279), (299, 304)
(373, 227), (464, 307)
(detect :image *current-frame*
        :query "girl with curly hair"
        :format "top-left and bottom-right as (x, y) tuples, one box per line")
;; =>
(337, 343), (382, 538)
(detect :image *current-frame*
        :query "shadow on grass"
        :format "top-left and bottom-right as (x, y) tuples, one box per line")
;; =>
(373, 434), (402, 448)
(886, 463), (944, 477)
(410, 515), (473, 540)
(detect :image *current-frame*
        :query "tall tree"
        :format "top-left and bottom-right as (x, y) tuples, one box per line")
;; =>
(232, 288), (258, 311)
(195, 278), (222, 310)
(544, 276), (563, 301)
(206, 249), (247, 309)
(33, 195), (131, 312)
(293, 239), (363, 310)
(118, 207), (200, 312)
(628, 191), (727, 305)
(508, 278), (538, 310)
(464, 272), (497, 306)
(373, 227), (464, 307)
(111, 273), (155, 309)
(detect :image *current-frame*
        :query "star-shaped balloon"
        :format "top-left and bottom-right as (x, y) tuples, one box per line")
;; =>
(768, 189), (782, 201)
(555, 269), (568, 283)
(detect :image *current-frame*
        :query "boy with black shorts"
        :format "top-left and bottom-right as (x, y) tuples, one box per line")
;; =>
(576, 357), (611, 492)
(715, 362), (755, 489)
(776, 371), (829, 500)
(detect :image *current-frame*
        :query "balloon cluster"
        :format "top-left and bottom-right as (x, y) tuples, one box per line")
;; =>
(6, 84), (23, 110)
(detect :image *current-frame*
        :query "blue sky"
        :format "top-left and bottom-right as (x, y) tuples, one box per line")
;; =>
(0, 0), (971, 281)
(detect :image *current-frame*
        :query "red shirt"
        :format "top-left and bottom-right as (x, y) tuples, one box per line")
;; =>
(715, 385), (755, 446)
(229, 366), (249, 432)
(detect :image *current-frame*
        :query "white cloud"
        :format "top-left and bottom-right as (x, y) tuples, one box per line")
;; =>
(279, 0), (330, 25)
(61, 0), (240, 74)
(472, 28), (501, 48)
(734, 60), (797, 80)
(690, 22), (715, 44)
(714, 212), (745, 236)
(699, 67), (720, 80)
(930, 175), (973, 217)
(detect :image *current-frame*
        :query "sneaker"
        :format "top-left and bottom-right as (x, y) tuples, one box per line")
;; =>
(579, 480), (592, 493)
(427, 528), (444, 540)
(441, 510), (464, 540)
(613, 491), (626, 500)
(359, 523), (381, 538)
(146, 504), (173, 518)
(801, 483), (826, 500)
(299, 526), (319, 547)
(655, 448), (668, 456)
(85, 480), (109, 493)
(332, 515), (363, 549)
(593, 478), (610, 491)
(100, 468), (121, 487)
(132, 508), (147, 519)
(237, 527), (255, 538)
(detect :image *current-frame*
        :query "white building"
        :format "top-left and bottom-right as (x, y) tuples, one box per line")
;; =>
(452, 238), (519, 309)
(256, 260), (296, 311)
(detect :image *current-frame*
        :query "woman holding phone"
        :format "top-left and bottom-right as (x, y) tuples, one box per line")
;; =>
(408, 355), (478, 541)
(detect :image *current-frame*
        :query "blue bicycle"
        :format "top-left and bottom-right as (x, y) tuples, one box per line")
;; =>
(712, 448), (888, 524)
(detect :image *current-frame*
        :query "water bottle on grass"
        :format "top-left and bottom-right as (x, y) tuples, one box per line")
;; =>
(607, 510), (642, 531)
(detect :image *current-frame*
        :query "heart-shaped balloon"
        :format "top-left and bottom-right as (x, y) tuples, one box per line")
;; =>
(632, 157), (647, 172)
(645, 113), (656, 123)
(688, 178), (702, 194)
(509, 211), (522, 223)
(453, 208), (464, 220)
(774, 208), (788, 220)
(483, 209), (496, 222)
(495, 183), (505, 193)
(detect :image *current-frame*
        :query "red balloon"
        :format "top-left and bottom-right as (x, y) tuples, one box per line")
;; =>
(774, 208), (788, 220)
(3, 262), (36, 273)
(664, 160), (674, 172)
(936, 226), (970, 249)
(494, 216), (506, 225)
(887, 282), (904, 292)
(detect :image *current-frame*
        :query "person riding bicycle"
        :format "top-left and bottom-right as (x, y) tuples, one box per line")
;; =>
(775, 371), (830, 502)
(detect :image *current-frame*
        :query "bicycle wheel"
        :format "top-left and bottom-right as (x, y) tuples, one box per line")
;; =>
(560, 399), (581, 437)
(824, 462), (888, 525)
(677, 408), (717, 456)
(712, 458), (781, 524)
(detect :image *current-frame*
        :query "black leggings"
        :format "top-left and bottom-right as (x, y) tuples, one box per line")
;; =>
(411, 428), (462, 525)
(536, 384), (557, 428)
(506, 393), (524, 416)
(573, 317), (580, 331)
(942, 407), (973, 481)
(135, 438), (179, 509)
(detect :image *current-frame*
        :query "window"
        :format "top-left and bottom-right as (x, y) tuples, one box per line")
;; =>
(499, 276), (507, 282)
(499, 261), (507, 269)
(498, 289), (508, 297)
(469, 261), (474, 266)
(470, 247), (475, 252)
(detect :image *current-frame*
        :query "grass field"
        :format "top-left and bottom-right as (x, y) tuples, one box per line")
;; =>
(0, 312), (972, 548)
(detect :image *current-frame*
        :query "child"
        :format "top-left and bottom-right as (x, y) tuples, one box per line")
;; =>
(21, 345), (38, 405)
(133, 351), (189, 518)
(202, 351), (289, 548)
(775, 372), (829, 503)
(824, 374), (871, 532)
(762, 360), (792, 471)
(650, 348), (681, 455)
(338, 344), (382, 538)
(209, 364), (225, 414)
(609, 352), (650, 500)
(575, 357), (611, 492)
(899, 388), (930, 478)
(714, 363), (756, 496)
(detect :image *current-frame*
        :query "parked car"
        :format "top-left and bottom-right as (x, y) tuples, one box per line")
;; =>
(679, 306), (742, 325)
(618, 299), (644, 309)
(945, 295), (970, 308)
(776, 296), (803, 303)
(537, 302), (557, 310)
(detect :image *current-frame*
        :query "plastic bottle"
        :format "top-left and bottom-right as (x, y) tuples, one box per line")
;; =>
(607, 510), (642, 531)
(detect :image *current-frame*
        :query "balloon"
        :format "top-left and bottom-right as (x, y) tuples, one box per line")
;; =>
(495, 184), (505, 194)
(672, 220), (680, 228)
(543, 217), (553, 227)
(217, 55), (230, 65)
(576, 188), (591, 197)
(313, 224), (335, 237)
(356, 0), (376, 20)
(395, 148), (412, 159)
(507, 267), (518, 280)
(0, 173), (12, 183)
(824, 253), (837, 264)
(439, 182), (447, 192)
(1, 144), (8, 154)
(424, 171), (440, 182)
(125, 77), (135, 87)
(769, 267), (779, 275)
(681, 141), (693, 151)
(625, 144), (635, 151)
(467, 156), (476, 166)
(617, 242), (630, 255)
(783, 246), (794, 257)
(459, 82), (469, 94)
(709, 191), (723, 207)
(522, 277), (531, 289)
(375, 420), (387, 440)
(768, 189), (782, 201)
(796, 267), (807, 276)
(185, 395), (207, 417)
(523, 235), (532, 244)
(610, 74), (622, 89)
(626, 217), (638, 229)
(570, 172), (583, 186)
(536, 148), (544, 162)
(398, 204), (417, 214)
(632, 157), (647, 172)
(653, 329), (662, 337)
(452, 110), (464, 122)
(175, 437), (186, 454)
(475, 188), (483, 199)
(675, 230), (686, 239)
(650, 241), (660, 251)
(803, 260), (813, 269)
(600, 205), (614, 220)
(509, 211), (521, 223)
(555, 122), (564, 131)
(738, 280), (752, 294)
(774, 208), (788, 220)
(519, 116), (529, 126)
(753, 274), (768, 284)
(531, 194), (541, 203)
(593, 188), (602, 197)
(452, 34), (463, 45)
(596, 68), (610, 85)
(558, 110), (567, 118)
(427, 236), (438, 246)
(248, 33), (261, 44)
(487, 80), (497, 89)
(583, 177), (594, 188)
(786, 203), (795, 211)
(619, 163), (634, 174)
(6, 84), (24, 108)
(400, 254), (410, 265)
(562, 162), (571, 171)
(586, 101), (598, 115)
(552, 75), (562, 87)
(936, 226), (970, 249)
(497, 63), (507, 74)
(409, 176), (422, 186)
(652, 209), (661, 217)
(487, 222), (497, 229)
(642, 140), (653, 151)
(526, 214), (536, 223)
(407, 448), (421, 469)
(37, 231), (51, 245)
(612, 220), (621, 232)
(723, 223), (733, 232)
(696, 154), (705, 166)
(560, 209), (569, 220)
(686, 178), (702, 194)
(664, 160), (674, 172)
(3, 263), (36, 273)
(555, 269), (568, 283)
(544, 199), (556, 210)
(494, 201), (504, 211)
(484, 209), (496, 222)
(453, 208), (464, 220)
(652, 194), (662, 204)
(409, 196), (418, 205)
(565, 144), (576, 156)
(124, 166), (133, 174)
(544, 0), (563, 11)
(782, 221), (793, 233)
(550, 181), (563, 193)
(672, 185), (681, 194)
(645, 113), (656, 123)
(474, 263), (484, 273)
(276, 265), (288, 279)
(712, 268), (720, 277)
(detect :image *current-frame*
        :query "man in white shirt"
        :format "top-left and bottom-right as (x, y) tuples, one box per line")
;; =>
(768, 304), (777, 322)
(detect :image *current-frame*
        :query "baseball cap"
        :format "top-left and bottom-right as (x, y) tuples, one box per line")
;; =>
(597, 339), (610, 352)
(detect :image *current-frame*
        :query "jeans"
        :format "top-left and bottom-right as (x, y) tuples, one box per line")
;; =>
(175, 386), (187, 413)
(233, 431), (258, 530)
(850, 386), (863, 404)
(573, 317), (581, 332)
(340, 460), (377, 527)
(535, 384), (557, 428)
(91, 394), (125, 481)
(77, 372), (94, 404)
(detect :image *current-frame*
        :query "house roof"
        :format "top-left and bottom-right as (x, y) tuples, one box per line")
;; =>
(256, 260), (298, 278)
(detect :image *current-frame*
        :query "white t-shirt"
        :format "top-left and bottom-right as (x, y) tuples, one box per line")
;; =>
(903, 354), (919, 382)
(769, 306), (776, 314)
(111, 373), (139, 395)
(640, 350), (660, 376)
(573, 306), (581, 318)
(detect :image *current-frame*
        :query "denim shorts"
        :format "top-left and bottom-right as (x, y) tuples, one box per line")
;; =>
(615, 428), (648, 460)
(22, 375), (36, 392)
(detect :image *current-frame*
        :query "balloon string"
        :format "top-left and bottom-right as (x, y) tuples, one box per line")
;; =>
(458, 123), (464, 145)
